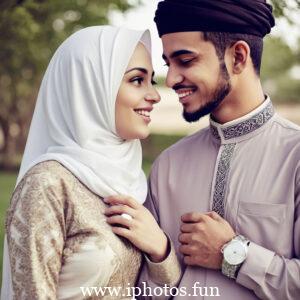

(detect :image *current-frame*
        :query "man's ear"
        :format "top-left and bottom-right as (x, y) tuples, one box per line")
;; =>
(229, 41), (250, 74)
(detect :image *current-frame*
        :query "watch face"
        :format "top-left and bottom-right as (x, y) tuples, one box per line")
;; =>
(224, 241), (247, 265)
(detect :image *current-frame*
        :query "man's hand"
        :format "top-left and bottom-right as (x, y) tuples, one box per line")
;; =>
(179, 211), (235, 269)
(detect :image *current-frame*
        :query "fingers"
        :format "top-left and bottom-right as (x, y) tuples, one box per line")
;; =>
(111, 226), (132, 239)
(181, 212), (209, 223)
(106, 215), (133, 228)
(182, 211), (225, 223)
(180, 223), (197, 233)
(179, 244), (198, 255)
(205, 211), (223, 221)
(104, 195), (140, 209)
(104, 205), (136, 217)
(183, 255), (198, 266)
(178, 233), (191, 244)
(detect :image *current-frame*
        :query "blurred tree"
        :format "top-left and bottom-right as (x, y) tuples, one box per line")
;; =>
(0, 0), (139, 169)
(270, 0), (300, 21)
(261, 36), (300, 102)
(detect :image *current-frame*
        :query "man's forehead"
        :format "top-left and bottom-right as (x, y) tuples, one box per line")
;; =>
(162, 31), (202, 43)
(161, 32), (206, 57)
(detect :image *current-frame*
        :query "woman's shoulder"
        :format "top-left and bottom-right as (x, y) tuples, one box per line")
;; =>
(6, 161), (75, 230)
(17, 160), (76, 197)
(25, 160), (74, 182)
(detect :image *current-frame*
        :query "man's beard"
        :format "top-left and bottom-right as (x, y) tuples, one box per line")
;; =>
(183, 61), (231, 123)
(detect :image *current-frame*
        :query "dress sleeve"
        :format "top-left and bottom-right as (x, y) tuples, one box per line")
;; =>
(236, 165), (300, 299)
(144, 234), (181, 286)
(6, 172), (66, 300)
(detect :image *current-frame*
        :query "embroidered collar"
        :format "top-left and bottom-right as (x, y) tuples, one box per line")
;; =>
(210, 97), (275, 142)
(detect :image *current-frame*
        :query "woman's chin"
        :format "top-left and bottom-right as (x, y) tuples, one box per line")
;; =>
(131, 127), (151, 140)
(135, 129), (150, 140)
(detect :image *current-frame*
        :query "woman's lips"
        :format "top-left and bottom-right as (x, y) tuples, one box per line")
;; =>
(134, 108), (152, 123)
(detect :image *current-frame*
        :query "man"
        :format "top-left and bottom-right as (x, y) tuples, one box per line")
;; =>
(138, 0), (300, 299)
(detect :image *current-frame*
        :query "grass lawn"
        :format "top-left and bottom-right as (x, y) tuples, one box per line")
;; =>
(0, 133), (184, 287)
(0, 171), (17, 285)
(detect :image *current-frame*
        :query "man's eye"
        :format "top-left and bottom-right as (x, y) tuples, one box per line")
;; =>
(163, 63), (170, 67)
(180, 58), (194, 65)
(151, 79), (157, 85)
(130, 77), (144, 85)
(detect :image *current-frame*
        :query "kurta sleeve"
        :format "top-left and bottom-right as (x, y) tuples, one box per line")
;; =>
(5, 172), (66, 300)
(137, 160), (182, 299)
(236, 165), (300, 300)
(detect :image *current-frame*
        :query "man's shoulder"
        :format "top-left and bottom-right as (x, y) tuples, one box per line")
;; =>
(273, 114), (300, 132)
(272, 114), (300, 140)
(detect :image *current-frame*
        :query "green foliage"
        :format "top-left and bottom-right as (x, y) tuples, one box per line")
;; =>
(0, 171), (17, 284)
(261, 36), (297, 80)
(0, 0), (140, 168)
(261, 36), (300, 102)
(270, 0), (300, 21)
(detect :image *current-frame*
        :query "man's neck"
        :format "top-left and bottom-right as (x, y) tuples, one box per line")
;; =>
(211, 80), (265, 124)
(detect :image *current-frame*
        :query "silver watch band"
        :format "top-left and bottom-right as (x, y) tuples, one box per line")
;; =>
(222, 259), (239, 279)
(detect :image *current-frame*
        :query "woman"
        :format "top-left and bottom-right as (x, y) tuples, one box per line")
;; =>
(1, 26), (180, 299)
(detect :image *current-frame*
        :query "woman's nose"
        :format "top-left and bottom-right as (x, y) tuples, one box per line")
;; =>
(145, 87), (161, 103)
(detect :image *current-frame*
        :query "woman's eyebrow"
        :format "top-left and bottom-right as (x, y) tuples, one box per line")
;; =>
(125, 67), (148, 74)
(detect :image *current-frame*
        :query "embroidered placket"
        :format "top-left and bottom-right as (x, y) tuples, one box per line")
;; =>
(212, 143), (236, 217)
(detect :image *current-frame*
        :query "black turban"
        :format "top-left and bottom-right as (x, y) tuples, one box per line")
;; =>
(154, 0), (275, 38)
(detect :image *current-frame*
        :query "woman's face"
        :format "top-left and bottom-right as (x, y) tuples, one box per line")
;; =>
(115, 42), (160, 140)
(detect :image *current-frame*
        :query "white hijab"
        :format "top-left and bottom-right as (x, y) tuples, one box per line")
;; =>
(1, 26), (151, 299)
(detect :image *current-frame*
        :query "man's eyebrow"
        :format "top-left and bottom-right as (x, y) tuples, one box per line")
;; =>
(125, 67), (148, 74)
(162, 50), (195, 61)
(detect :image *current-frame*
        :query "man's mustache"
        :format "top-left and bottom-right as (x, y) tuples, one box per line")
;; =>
(173, 84), (197, 91)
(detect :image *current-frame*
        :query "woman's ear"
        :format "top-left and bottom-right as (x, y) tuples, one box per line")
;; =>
(230, 40), (250, 74)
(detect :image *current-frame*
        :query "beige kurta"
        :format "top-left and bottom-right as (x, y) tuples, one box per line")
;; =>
(139, 98), (300, 299)
(5, 161), (181, 300)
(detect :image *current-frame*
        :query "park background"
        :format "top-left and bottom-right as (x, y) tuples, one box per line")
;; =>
(0, 0), (300, 285)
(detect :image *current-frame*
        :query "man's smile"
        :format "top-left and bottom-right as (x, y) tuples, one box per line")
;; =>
(176, 88), (197, 103)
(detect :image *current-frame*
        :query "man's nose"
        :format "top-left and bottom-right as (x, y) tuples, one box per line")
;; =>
(165, 67), (184, 88)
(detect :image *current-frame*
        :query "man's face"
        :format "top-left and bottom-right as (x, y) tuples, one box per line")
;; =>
(162, 32), (231, 122)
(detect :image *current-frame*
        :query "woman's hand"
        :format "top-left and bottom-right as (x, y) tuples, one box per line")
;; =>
(104, 195), (168, 263)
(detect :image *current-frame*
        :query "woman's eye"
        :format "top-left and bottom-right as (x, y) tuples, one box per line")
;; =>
(130, 77), (144, 85)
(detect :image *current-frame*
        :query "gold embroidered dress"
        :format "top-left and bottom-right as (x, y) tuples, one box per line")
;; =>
(6, 161), (180, 299)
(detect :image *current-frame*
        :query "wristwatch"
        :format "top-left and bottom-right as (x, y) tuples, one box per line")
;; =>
(221, 235), (250, 279)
